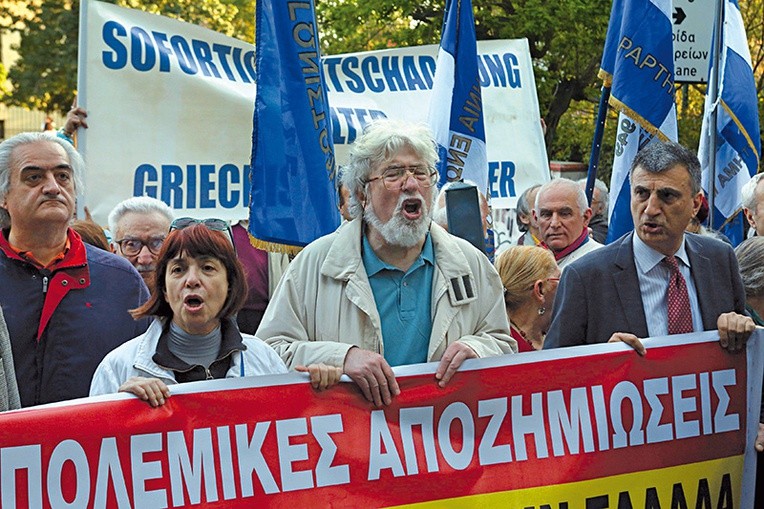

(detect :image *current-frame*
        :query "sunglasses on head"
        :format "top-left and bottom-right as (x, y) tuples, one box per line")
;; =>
(169, 217), (234, 246)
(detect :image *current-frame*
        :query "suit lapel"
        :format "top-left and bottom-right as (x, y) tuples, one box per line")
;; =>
(686, 236), (715, 329)
(612, 234), (649, 337)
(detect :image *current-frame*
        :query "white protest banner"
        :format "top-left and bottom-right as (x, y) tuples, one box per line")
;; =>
(78, 0), (548, 225)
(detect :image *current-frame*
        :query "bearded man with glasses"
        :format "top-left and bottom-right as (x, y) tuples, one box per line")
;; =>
(257, 119), (515, 407)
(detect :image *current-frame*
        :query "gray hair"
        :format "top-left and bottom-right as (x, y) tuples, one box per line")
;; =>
(0, 133), (85, 228)
(735, 236), (764, 298)
(107, 196), (174, 235)
(535, 178), (589, 216)
(741, 173), (764, 211)
(578, 177), (609, 212)
(630, 141), (701, 194)
(340, 119), (439, 219)
(432, 179), (485, 229)
(516, 184), (541, 232)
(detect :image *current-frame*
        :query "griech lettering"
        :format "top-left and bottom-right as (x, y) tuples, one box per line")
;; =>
(133, 162), (249, 209)
(617, 36), (673, 95)
(0, 415), (348, 507)
(288, 1), (335, 179)
(323, 52), (522, 94)
(367, 369), (739, 480)
(101, 20), (256, 83)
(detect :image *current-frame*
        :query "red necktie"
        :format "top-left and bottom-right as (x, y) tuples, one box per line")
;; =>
(664, 256), (693, 334)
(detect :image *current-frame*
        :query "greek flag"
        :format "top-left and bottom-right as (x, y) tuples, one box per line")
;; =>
(600, 0), (678, 243)
(249, 0), (340, 252)
(427, 0), (488, 194)
(698, 0), (761, 245)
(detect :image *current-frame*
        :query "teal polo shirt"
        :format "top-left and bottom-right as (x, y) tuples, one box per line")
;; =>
(362, 233), (434, 367)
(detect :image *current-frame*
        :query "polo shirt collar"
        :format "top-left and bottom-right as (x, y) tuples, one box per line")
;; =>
(362, 231), (434, 276)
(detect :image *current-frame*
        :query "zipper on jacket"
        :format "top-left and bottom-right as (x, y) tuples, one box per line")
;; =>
(42, 275), (48, 294)
(205, 368), (213, 380)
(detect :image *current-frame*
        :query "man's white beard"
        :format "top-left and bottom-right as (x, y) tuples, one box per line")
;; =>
(364, 192), (432, 248)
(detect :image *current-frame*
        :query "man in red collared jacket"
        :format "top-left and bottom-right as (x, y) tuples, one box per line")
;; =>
(0, 133), (149, 407)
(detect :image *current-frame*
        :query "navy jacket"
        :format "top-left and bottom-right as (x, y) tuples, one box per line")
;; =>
(0, 234), (149, 406)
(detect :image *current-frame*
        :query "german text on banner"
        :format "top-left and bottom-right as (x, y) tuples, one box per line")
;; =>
(0, 330), (761, 507)
(698, 0), (761, 244)
(427, 0), (488, 193)
(249, 0), (339, 251)
(600, 0), (678, 243)
(77, 1), (547, 226)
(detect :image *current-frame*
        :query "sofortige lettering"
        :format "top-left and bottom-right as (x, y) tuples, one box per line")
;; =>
(102, 21), (257, 83)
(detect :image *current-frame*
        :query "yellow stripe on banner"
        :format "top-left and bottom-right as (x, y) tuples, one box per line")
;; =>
(388, 456), (743, 508)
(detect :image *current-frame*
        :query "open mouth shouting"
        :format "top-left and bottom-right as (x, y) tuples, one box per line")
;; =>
(400, 197), (424, 221)
(183, 294), (205, 312)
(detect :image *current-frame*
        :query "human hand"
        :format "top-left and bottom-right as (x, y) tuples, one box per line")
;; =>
(63, 105), (88, 136)
(296, 363), (343, 391)
(342, 347), (399, 407)
(435, 342), (477, 388)
(607, 332), (646, 356)
(119, 376), (171, 407)
(717, 312), (755, 352)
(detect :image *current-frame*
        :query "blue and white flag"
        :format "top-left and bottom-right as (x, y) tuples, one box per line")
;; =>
(698, 0), (761, 245)
(600, 0), (678, 243)
(249, 0), (340, 252)
(427, 0), (488, 194)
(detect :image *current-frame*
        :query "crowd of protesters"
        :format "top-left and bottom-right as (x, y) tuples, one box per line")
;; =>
(0, 109), (762, 493)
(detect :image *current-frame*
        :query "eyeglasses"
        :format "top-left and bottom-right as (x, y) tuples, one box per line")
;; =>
(114, 236), (166, 257)
(169, 217), (234, 245)
(366, 165), (438, 190)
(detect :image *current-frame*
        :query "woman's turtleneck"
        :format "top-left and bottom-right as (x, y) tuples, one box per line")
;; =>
(167, 321), (222, 368)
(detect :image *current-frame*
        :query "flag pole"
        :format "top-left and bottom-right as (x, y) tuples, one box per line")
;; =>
(706, 0), (725, 228)
(584, 85), (611, 205)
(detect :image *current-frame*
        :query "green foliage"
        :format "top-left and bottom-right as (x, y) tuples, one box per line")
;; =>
(1, 0), (254, 114)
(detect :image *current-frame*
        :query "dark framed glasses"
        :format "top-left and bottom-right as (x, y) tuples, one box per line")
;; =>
(114, 236), (166, 257)
(169, 217), (234, 245)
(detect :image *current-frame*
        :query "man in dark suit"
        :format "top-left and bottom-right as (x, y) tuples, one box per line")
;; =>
(544, 141), (754, 353)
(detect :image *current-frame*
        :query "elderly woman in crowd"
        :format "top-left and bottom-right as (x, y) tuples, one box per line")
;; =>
(514, 184), (542, 246)
(91, 221), (340, 406)
(735, 237), (764, 326)
(496, 245), (560, 351)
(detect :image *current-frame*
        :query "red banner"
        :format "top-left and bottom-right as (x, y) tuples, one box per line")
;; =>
(0, 330), (761, 508)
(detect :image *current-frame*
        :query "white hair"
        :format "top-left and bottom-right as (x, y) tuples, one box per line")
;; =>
(107, 196), (174, 235)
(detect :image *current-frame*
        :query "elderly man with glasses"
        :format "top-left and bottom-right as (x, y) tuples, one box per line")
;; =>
(109, 196), (174, 293)
(257, 119), (515, 407)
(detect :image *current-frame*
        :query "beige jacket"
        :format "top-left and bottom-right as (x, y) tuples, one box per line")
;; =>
(258, 218), (516, 368)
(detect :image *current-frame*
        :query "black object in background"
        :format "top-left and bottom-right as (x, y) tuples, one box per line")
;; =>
(445, 182), (486, 254)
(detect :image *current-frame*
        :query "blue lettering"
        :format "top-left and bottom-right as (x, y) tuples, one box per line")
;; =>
(323, 57), (343, 92)
(482, 54), (506, 87)
(102, 21), (127, 70)
(133, 164), (158, 197)
(170, 35), (198, 74)
(336, 108), (357, 144)
(381, 56), (406, 91)
(231, 47), (251, 83)
(212, 44), (236, 81)
(243, 50), (257, 82)
(504, 53), (522, 88)
(161, 165), (184, 207)
(219, 164), (240, 208)
(130, 26), (156, 72)
(200, 164), (216, 208)
(152, 31), (172, 72)
(341, 56), (364, 93)
(192, 40), (221, 78)
(361, 56), (384, 92)
(330, 109), (344, 144)
(488, 161), (516, 199)
(186, 165), (197, 208)
(419, 56), (436, 89)
(402, 56), (427, 90)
